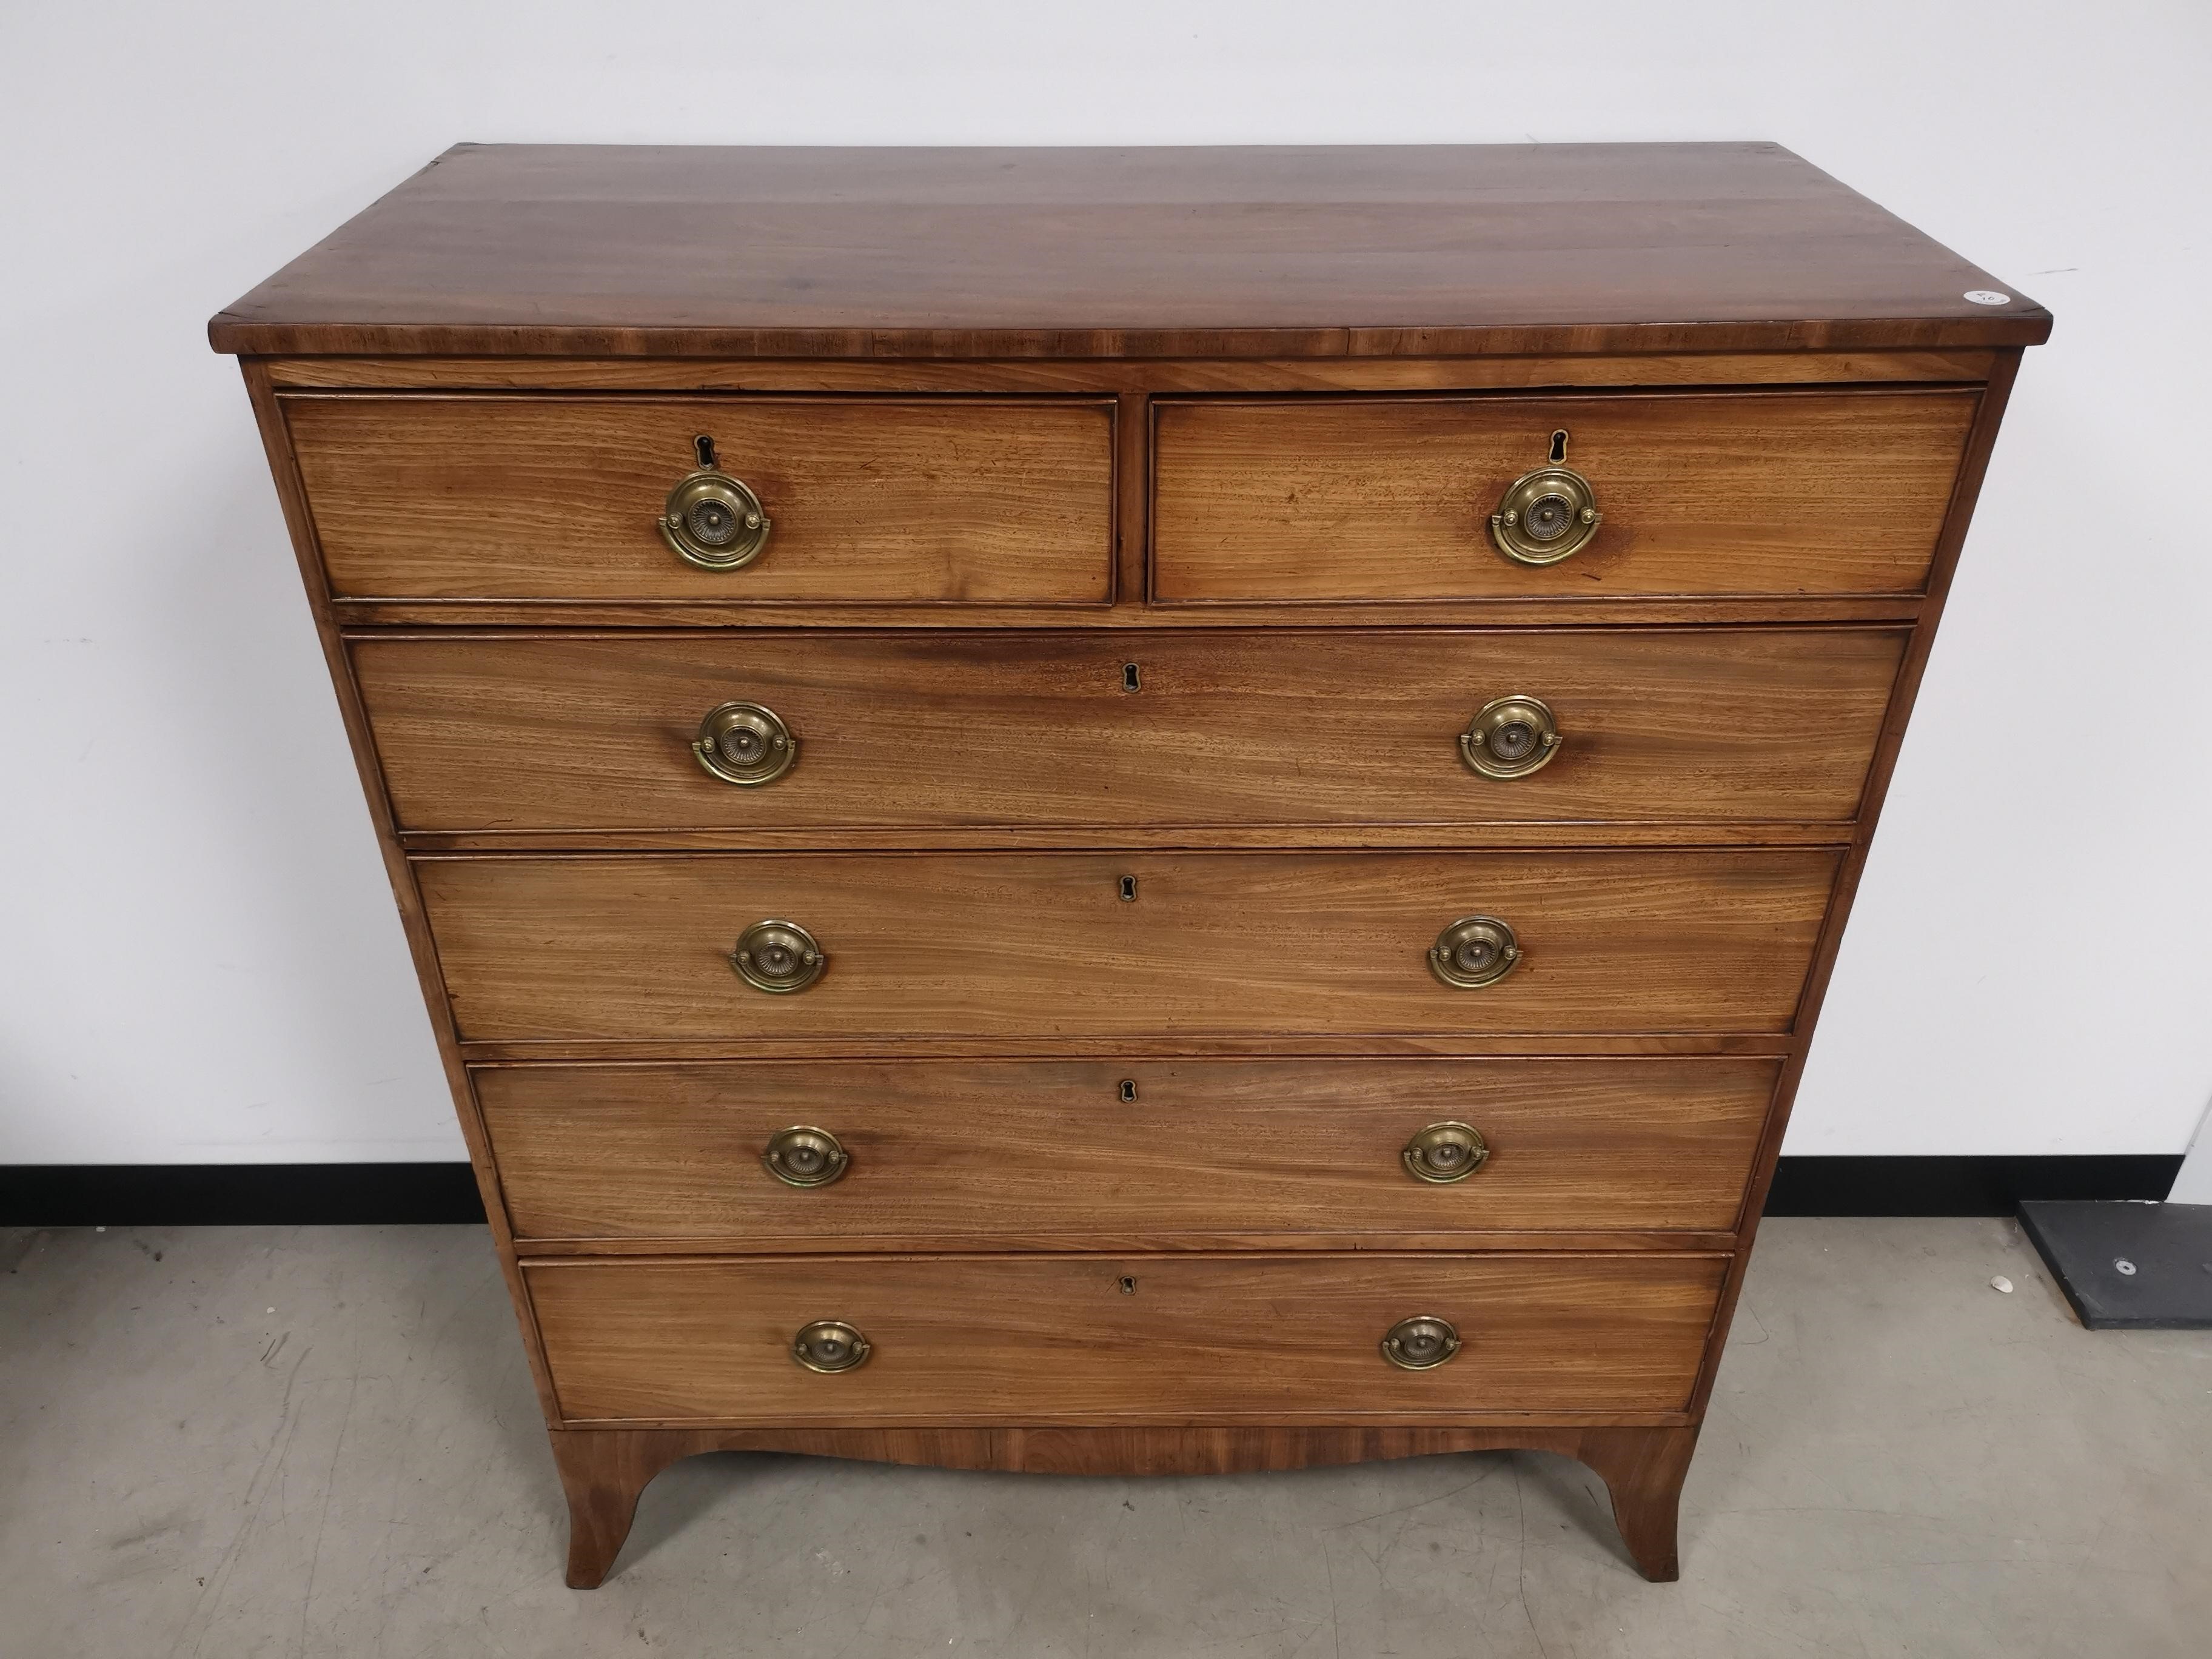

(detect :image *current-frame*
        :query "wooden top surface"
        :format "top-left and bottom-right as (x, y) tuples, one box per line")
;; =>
(210, 142), (2047, 360)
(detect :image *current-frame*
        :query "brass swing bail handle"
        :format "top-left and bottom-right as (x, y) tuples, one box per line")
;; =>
(1403, 1121), (1489, 1184)
(661, 462), (773, 571)
(731, 920), (826, 993)
(1429, 914), (1521, 989)
(763, 1125), (849, 1187)
(1381, 1315), (1461, 1370)
(694, 702), (797, 786)
(1489, 441), (1602, 567)
(1460, 695), (1561, 780)
(790, 1320), (870, 1373)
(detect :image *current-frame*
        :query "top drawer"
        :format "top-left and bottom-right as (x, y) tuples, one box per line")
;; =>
(283, 395), (1118, 605)
(1152, 390), (1976, 603)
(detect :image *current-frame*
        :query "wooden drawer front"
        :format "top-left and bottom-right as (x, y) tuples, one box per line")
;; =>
(285, 395), (1116, 603)
(420, 850), (1837, 1042)
(1153, 390), (1975, 602)
(360, 628), (1904, 833)
(481, 1058), (1777, 1244)
(526, 1253), (1727, 1424)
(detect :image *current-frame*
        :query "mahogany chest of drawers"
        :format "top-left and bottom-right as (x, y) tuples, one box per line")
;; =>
(212, 142), (2046, 1585)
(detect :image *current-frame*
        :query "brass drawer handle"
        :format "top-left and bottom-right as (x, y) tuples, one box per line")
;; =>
(694, 701), (797, 786)
(731, 920), (826, 994)
(661, 462), (772, 571)
(1403, 1122), (1489, 1184)
(1381, 1315), (1461, 1371)
(1461, 695), (1561, 780)
(1490, 446), (1602, 566)
(1429, 915), (1521, 989)
(763, 1125), (848, 1188)
(791, 1320), (870, 1373)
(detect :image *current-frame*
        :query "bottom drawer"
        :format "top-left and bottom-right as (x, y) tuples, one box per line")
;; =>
(526, 1253), (1726, 1424)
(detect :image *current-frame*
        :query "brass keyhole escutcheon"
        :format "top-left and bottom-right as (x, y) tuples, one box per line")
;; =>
(1461, 695), (1561, 780)
(1489, 437), (1602, 566)
(732, 920), (826, 994)
(660, 452), (773, 571)
(1429, 915), (1521, 989)
(763, 1125), (848, 1188)
(1381, 1315), (1462, 1371)
(693, 702), (797, 786)
(1403, 1122), (1490, 1184)
(790, 1320), (871, 1373)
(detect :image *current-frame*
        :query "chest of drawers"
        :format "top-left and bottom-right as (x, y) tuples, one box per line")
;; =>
(213, 142), (2045, 1586)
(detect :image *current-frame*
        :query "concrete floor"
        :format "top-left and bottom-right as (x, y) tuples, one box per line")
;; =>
(1, 1220), (2205, 1658)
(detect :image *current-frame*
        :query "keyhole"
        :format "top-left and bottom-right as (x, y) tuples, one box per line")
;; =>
(1122, 662), (1141, 693)
(694, 434), (718, 471)
(1549, 429), (1569, 464)
(1118, 1276), (1138, 1295)
(1119, 875), (1138, 902)
(1119, 1078), (1138, 1102)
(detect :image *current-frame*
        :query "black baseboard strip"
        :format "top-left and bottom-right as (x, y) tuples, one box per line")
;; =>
(0, 1155), (2184, 1227)
(0, 1162), (488, 1227)
(1761, 1155), (2180, 1217)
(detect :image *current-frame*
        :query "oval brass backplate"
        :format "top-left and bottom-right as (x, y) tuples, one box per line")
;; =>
(1403, 1121), (1490, 1184)
(1381, 1315), (1462, 1370)
(790, 1320), (870, 1373)
(1429, 915), (1521, 989)
(660, 468), (773, 571)
(1489, 464), (1602, 566)
(763, 1125), (848, 1188)
(694, 701), (798, 786)
(1460, 695), (1562, 780)
(732, 920), (826, 994)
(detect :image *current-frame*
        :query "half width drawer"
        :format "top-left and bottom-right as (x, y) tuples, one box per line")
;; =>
(525, 1253), (1729, 1424)
(479, 1057), (1779, 1244)
(284, 394), (1116, 603)
(417, 850), (1839, 1042)
(357, 628), (1906, 833)
(1151, 389), (1976, 602)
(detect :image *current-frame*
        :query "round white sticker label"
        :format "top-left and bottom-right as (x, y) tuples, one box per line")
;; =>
(1963, 290), (2012, 306)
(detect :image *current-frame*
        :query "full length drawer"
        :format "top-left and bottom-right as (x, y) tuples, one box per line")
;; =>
(1153, 390), (1976, 602)
(358, 628), (1905, 833)
(479, 1057), (1778, 1243)
(284, 395), (1116, 603)
(526, 1253), (1728, 1424)
(420, 850), (1838, 1041)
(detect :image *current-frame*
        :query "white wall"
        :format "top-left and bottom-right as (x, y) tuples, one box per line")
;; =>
(3, 1), (2208, 1164)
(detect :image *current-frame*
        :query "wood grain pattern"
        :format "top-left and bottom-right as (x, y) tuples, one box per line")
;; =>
(526, 1252), (1728, 1424)
(207, 143), (2048, 359)
(354, 628), (1905, 834)
(1153, 390), (1976, 602)
(334, 595), (1926, 632)
(459, 1033), (1798, 1064)
(476, 1057), (1779, 1243)
(405, 825), (1857, 856)
(417, 849), (1840, 1043)
(1578, 1424), (1701, 1580)
(261, 350), (2003, 393)
(517, 1230), (1737, 1258)
(549, 1422), (1698, 1585)
(284, 394), (1115, 603)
